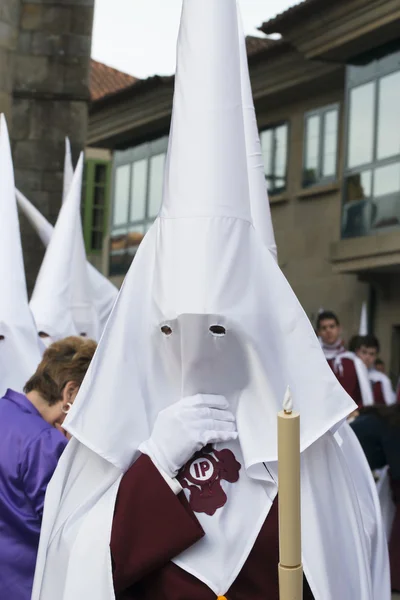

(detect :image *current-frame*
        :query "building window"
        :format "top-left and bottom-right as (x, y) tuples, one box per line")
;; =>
(342, 41), (400, 238)
(303, 105), (339, 187)
(260, 123), (288, 195)
(109, 136), (168, 276)
(83, 159), (111, 253)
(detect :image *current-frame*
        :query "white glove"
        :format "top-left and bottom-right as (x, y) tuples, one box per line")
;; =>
(139, 394), (237, 479)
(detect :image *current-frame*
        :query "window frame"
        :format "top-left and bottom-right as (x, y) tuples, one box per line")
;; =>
(83, 158), (112, 254)
(110, 136), (169, 232)
(342, 43), (400, 239)
(259, 121), (289, 196)
(302, 103), (340, 188)
(109, 136), (169, 276)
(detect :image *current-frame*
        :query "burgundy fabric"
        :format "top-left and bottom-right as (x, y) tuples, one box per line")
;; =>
(332, 358), (363, 407)
(372, 381), (386, 406)
(389, 477), (400, 592)
(111, 455), (314, 600)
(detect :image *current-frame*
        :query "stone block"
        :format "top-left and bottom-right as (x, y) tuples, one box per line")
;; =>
(0, 0), (21, 28)
(31, 31), (66, 57)
(42, 6), (71, 34)
(47, 191), (62, 215)
(17, 31), (32, 53)
(66, 33), (91, 57)
(0, 20), (19, 51)
(43, 169), (63, 193)
(69, 101), (88, 140)
(14, 139), (64, 171)
(11, 99), (31, 140)
(0, 91), (12, 121)
(70, 7), (94, 36)
(0, 49), (14, 91)
(20, 4), (42, 30)
(27, 190), (50, 213)
(13, 55), (48, 90)
(14, 168), (43, 192)
(63, 63), (90, 97)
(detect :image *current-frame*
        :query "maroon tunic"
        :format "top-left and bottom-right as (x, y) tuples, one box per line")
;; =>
(372, 381), (386, 406)
(328, 358), (363, 407)
(111, 455), (314, 600)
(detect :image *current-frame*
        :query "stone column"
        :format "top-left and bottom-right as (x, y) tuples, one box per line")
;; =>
(12, 0), (95, 292)
(0, 0), (21, 120)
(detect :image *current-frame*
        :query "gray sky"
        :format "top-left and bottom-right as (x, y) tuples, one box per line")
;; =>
(92, 0), (297, 79)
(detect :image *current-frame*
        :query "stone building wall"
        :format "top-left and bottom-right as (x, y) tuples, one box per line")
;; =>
(0, 0), (95, 292)
(0, 0), (20, 120)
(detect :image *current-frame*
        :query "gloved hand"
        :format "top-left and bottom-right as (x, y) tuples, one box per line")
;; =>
(139, 394), (237, 479)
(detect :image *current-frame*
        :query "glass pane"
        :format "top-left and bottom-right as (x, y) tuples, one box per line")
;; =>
(260, 129), (272, 177)
(130, 159), (148, 222)
(94, 185), (105, 207)
(148, 154), (166, 218)
(275, 124), (288, 179)
(304, 115), (320, 186)
(109, 228), (128, 276)
(342, 171), (372, 238)
(377, 71), (400, 161)
(371, 162), (400, 230)
(322, 109), (338, 177)
(94, 163), (107, 185)
(93, 207), (104, 229)
(91, 230), (103, 251)
(348, 82), (375, 168)
(113, 165), (130, 226)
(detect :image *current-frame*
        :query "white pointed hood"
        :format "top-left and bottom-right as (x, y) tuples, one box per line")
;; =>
(15, 189), (53, 247)
(16, 189), (118, 334)
(62, 137), (74, 205)
(30, 155), (100, 340)
(32, 3), (369, 600)
(359, 301), (368, 335)
(0, 114), (42, 395)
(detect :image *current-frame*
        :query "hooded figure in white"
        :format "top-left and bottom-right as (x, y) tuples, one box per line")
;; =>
(33, 2), (380, 599)
(0, 114), (42, 395)
(29, 155), (100, 342)
(16, 186), (118, 337)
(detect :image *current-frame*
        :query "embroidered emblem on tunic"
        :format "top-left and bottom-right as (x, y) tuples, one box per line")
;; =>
(177, 445), (241, 516)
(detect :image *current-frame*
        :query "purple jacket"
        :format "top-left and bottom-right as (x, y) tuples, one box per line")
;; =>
(0, 389), (67, 600)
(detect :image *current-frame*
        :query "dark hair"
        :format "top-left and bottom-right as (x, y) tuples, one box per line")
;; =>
(360, 405), (400, 429)
(348, 335), (363, 352)
(360, 334), (380, 352)
(316, 311), (340, 330)
(24, 336), (97, 406)
(375, 358), (384, 367)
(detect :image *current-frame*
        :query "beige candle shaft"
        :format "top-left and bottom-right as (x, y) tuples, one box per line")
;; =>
(278, 410), (301, 568)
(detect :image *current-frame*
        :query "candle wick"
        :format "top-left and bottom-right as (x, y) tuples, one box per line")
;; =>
(282, 385), (293, 413)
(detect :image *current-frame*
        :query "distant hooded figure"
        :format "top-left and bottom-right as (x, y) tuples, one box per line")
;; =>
(32, 2), (387, 600)
(29, 155), (101, 342)
(0, 114), (42, 395)
(16, 141), (118, 339)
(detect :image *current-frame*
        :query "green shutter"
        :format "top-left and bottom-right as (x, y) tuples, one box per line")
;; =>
(83, 159), (112, 254)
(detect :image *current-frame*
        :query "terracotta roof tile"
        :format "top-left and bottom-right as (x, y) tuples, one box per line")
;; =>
(90, 59), (139, 101)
